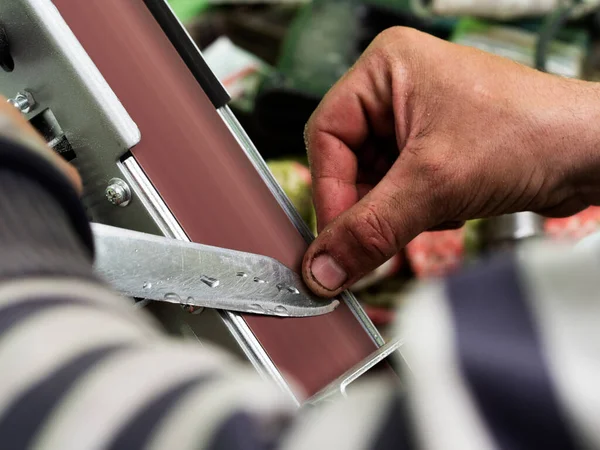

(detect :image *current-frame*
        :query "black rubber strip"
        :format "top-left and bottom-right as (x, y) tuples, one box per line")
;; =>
(142, 0), (230, 109)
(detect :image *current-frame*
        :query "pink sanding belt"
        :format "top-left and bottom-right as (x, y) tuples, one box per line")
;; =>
(52, 0), (381, 396)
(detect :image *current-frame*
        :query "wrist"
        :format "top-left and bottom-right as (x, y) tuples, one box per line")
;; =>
(567, 81), (600, 206)
(527, 77), (600, 209)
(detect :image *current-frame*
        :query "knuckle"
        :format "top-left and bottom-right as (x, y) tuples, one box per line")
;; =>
(376, 26), (417, 47)
(368, 27), (417, 95)
(371, 27), (420, 63)
(370, 29), (400, 61)
(343, 205), (398, 262)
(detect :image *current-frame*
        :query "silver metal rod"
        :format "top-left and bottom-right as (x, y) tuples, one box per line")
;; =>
(306, 337), (403, 405)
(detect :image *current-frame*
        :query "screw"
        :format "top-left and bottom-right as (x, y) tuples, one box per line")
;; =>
(7, 90), (35, 114)
(105, 178), (131, 207)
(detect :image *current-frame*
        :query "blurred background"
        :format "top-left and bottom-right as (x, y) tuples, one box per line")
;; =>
(169, 0), (600, 337)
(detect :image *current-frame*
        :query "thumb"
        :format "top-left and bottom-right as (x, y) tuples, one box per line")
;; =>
(302, 174), (431, 298)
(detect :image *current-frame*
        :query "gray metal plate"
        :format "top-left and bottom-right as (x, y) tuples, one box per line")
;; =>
(0, 0), (161, 234)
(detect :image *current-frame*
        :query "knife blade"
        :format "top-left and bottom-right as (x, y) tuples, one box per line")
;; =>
(91, 223), (339, 317)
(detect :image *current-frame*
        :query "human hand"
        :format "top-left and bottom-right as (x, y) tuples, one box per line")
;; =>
(302, 27), (600, 297)
(0, 95), (81, 192)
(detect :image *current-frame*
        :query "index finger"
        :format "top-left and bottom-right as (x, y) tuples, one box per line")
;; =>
(305, 53), (394, 232)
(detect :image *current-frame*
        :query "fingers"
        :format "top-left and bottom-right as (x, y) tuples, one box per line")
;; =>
(302, 165), (432, 298)
(306, 50), (394, 232)
(308, 129), (360, 233)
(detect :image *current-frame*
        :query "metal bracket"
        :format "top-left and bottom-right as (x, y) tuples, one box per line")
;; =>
(305, 337), (403, 405)
(0, 0), (164, 235)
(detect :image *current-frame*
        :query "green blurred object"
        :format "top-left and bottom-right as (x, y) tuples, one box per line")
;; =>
(267, 159), (317, 235)
(354, 278), (408, 309)
(255, 0), (364, 149)
(276, 0), (360, 101)
(168, 0), (209, 23)
(451, 18), (589, 78)
(254, 0), (457, 156)
(463, 219), (483, 258)
(260, 0), (456, 100)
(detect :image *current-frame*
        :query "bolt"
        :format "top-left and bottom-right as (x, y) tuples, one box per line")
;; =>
(7, 90), (35, 114)
(105, 178), (131, 207)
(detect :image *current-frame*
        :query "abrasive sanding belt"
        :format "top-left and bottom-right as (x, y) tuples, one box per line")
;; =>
(51, 0), (384, 396)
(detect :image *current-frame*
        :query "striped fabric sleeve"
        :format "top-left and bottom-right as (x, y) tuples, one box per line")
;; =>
(397, 242), (600, 450)
(3, 144), (600, 448)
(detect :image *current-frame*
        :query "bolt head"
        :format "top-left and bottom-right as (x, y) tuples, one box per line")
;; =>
(106, 186), (124, 204)
(105, 178), (131, 207)
(7, 91), (35, 114)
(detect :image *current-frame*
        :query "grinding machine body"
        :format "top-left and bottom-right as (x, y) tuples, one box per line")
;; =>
(0, 0), (398, 402)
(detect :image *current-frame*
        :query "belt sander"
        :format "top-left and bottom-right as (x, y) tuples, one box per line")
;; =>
(0, 0), (401, 404)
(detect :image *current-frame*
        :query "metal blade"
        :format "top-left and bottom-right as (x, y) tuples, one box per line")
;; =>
(91, 223), (339, 317)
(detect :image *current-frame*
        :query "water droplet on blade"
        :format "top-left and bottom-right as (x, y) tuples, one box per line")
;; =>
(253, 277), (267, 284)
(236, 272), (248, 278)
(274, 305), (289, 315)
(249, 303), (264, 312)
(142, 282), (152, 289)
(286, 286), (300, 295)
(200, 275), (219, 288)
(276, 283), (286, 291)
(164, 293), (182, 303)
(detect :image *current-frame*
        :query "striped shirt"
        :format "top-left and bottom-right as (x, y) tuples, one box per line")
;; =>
(0, 136), (597, 449)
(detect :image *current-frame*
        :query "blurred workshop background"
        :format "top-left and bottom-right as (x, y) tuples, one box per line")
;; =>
(169, 0), (600, 338)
